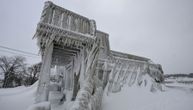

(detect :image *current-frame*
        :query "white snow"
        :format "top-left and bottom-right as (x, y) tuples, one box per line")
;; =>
(0, 80), (193, 110)
(27, 102), (50, 110)
(0, 82), (37, 110)
(102, 84), (193, 110)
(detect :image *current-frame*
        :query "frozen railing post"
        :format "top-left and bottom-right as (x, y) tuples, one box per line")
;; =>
(36, 43), (53, 103)
(69, 37), (102, 110)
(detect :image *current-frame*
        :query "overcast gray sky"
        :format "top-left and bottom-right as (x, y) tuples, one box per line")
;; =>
(0, 0), (193, 74)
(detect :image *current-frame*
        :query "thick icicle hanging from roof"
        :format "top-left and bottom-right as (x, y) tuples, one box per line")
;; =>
(36, 43), (53, 103)
(70, 37), (101, 110)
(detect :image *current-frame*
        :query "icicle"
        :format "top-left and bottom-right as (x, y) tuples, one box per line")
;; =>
(36, 42), (53, 103)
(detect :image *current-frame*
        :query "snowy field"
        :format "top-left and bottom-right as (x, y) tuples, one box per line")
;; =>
(0, 82), (37, 110)
(0, 82), (193, 110)
(102, 84), (193, 110)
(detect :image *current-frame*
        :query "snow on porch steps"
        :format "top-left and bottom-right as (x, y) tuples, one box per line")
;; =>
(49, 90), (74, 110)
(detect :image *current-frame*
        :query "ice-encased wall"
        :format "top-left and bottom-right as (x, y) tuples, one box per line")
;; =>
(105, 58), (164, 94)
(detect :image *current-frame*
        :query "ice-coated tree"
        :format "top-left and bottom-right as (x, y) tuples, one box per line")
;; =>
(25, 62), (41, 85)
(0, 56), (26, 88)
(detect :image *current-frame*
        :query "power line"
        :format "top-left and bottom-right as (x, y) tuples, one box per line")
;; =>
(0, 45), (39, 56)
(0, 49), (40, 59)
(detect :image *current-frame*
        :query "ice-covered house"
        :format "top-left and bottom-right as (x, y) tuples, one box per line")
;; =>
(33, 1), (164, 109)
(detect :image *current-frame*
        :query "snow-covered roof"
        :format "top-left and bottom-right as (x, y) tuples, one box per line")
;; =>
(110, 50), (150, 62)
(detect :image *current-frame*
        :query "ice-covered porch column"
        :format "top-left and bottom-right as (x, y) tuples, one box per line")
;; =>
(36, 43), (53, 103)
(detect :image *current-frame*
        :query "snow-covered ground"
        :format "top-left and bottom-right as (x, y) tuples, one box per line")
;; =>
(0, 82), (37, 110)
(102, 84), (193, 110)
(0, 81), (193, 110)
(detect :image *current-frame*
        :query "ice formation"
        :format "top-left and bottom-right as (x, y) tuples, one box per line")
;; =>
(32, 1), (164, 110)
